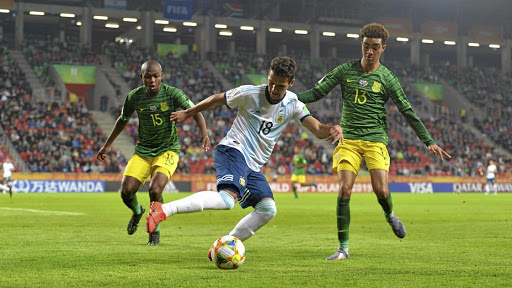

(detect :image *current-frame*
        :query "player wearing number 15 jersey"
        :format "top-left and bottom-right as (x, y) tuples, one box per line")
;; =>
(97, 60), (210, 246)
(146, 57), (343, 252)
(298, 23), (451, 260)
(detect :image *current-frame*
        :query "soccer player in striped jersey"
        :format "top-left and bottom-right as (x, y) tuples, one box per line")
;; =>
(1, 158), (15, 198)
(97, 60), (210, 246)
(484, 159), (498, 195)
(298, 23), (451, 260)
(146, 57), (343, 253)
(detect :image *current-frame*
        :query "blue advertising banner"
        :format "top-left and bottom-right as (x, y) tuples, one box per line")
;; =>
(11, 180), (105, 193)
(453, 182), (512, 193)
(389, 182), (453, 193)
(104, 0), (126, 10)
(163, 0), (193, 20)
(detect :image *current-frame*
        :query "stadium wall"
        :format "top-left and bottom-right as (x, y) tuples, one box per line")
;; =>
(9, 173), (512, 193)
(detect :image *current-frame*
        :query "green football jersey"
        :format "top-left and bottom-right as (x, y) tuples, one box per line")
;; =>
(298, 60), (434, 146)
(120, 83), (194, 158)
(293, 154), (307, 175)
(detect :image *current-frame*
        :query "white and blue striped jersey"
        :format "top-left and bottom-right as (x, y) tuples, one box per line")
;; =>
(486, 164), (497, 180)
(219, 84), (311, 171)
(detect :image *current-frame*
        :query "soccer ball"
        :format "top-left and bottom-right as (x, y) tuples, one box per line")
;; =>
(208, 235), (246, 269)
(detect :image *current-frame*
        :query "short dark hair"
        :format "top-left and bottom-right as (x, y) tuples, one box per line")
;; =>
(140, 60), (162, 74)
(269, 56), (297, 83)
(360, 23), (389, 45)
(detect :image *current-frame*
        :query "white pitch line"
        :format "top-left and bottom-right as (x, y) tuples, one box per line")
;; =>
(0, 207), (86, 215)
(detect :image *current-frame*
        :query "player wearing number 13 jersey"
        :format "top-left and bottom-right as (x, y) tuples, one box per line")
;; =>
(298, 23), (451, 260)
(310, 59), (426, 145)
(97, 60), (210, 246)
(145, 57), (343, 250)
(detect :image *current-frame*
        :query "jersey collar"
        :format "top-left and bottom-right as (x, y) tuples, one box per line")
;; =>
(265, 85), (286, 105)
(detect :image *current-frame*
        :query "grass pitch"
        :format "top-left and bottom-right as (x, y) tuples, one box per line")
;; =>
(0, 192), (510, 287)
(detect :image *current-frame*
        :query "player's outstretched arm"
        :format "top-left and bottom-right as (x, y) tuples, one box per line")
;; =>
(297, 68), (341, 103)
(171, 93), (225, 124)
(301, 116), (343, 145)
(192, 112), (211, 152)
(400, 109), (451, 161)
(427, 144), (451, 161)
(97, 117), (128, 161)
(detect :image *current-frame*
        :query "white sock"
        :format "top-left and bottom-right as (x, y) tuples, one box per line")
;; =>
(485, 184), (489, 194)
(229, 199), (277, 241)
(0, 184), (9, 192)
(161, 191), (235, 216)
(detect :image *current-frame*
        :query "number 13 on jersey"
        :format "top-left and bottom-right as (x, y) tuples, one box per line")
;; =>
(354, 89), (367, 104)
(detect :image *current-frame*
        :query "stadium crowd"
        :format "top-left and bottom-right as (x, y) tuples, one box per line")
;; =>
(431, 63), (512, 155)
(1, 98), (127, 173)
(0, 42), (127, 173)
(23, 34), (102, 86)
(1, 37), (511, 178)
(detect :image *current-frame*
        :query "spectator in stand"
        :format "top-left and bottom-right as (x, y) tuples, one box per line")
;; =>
(100, 94), (109, 112)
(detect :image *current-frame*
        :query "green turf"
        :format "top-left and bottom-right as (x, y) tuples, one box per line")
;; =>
(0, 192), (510, 287)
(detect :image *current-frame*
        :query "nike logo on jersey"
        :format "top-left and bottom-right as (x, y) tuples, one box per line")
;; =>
(140, 108), (146, 111)
(346, 79), (355, 82)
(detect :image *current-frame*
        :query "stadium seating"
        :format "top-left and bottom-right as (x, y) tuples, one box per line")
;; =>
(2, 36), (511, 178)
(98, 49), (512, 177)
(428, 64), (512, 155)
(23, 34), (102, 86)
(0, 43), (126, 173)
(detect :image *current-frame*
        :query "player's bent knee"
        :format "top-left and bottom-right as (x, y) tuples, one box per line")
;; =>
(256, 211), (276, 223)
(148, 189), (163, 201)
(120, 188), (137, 198)
(255, 199), (277, 221)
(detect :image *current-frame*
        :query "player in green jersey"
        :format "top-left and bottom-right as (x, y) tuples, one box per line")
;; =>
(298, 23), (451, 260)
(290, 146), (317, 199)
(97, 60), (210, 246)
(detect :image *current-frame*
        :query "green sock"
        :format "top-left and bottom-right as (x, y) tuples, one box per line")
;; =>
(153, 196), (164, 232)
(378, 193), (394, 219)
(292, 185), (298, 198)
(336, 196), (350, 249)
(122, 194), (141, 215)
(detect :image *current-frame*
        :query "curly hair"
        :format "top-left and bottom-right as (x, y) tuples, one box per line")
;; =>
(269, 56), (297, 83)
(360, 23), (390, 45)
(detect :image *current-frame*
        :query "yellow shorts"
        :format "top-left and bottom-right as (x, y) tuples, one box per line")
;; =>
(332, 139), (390, 175)
(123, 151), (179, 184)
(290, 174), (306, 184)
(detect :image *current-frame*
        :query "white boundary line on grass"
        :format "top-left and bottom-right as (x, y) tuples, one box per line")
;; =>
(0, 207), (86, 215)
